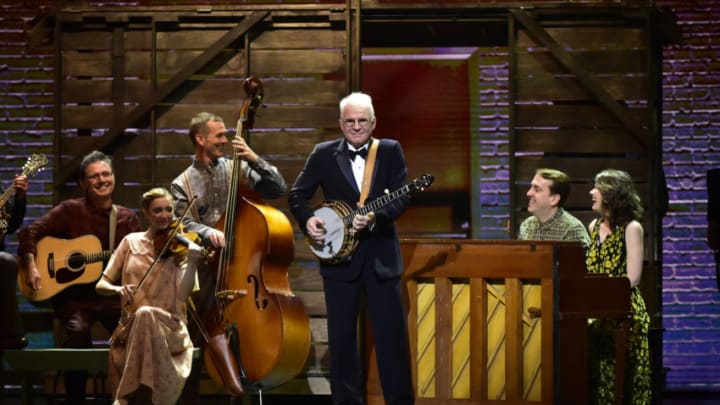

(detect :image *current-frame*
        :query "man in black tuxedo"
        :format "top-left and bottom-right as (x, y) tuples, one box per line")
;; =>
(289, 92), (414, 405)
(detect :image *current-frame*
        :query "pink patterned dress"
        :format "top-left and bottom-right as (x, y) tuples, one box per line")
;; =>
(102, 230), (200, 405)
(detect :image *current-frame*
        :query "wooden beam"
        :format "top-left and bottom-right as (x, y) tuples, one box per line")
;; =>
(27, 1), (71, 47)
(348, 0), (360, 92)
(55, 11), (270, 184)
(510, 9), (648, 148)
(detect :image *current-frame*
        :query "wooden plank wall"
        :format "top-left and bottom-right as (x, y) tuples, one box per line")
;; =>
(509, 9), (662, 322)
(54, 7), (348, 393)
(48, 3), (667, 398)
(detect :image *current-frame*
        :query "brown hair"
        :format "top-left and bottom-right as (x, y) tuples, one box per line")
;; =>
(594, 169), (643, 229)
(535, 168), (571, 207)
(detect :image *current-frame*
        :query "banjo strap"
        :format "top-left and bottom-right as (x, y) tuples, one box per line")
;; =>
(359, 138), (378, 206)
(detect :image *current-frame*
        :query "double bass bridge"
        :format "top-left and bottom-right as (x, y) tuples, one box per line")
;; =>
(215, 289), (248, 303)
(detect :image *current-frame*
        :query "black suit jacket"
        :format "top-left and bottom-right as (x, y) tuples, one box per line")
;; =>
(289, 137), (410, 281)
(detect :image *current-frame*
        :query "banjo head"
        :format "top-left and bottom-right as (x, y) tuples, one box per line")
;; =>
(308, 201), (357, 263)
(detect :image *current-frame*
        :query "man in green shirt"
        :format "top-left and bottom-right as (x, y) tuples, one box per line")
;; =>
(519, 168), (590, 249)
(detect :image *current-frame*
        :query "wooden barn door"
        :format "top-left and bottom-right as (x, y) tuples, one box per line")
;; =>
(508, 6), (665, 354)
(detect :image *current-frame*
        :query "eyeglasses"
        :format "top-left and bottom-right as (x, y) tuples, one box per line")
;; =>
(85, 171), (113, 181)
(341, 118), (372, 128)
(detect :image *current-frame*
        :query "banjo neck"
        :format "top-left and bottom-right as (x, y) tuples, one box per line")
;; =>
(341, 173), (434, 226)
(342, 184), (412, 226)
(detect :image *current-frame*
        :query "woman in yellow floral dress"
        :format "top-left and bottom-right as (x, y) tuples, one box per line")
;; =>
(586, 169), (651, 405)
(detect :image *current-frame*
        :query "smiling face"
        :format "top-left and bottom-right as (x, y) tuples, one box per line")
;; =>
(340, 104), (376, 148)
(80, 161), (115, 203)
(526, 174), (560, 222)
(589, 185), (606, 216)
(196, 120), (229, 163)
(144, 196), (174, 233)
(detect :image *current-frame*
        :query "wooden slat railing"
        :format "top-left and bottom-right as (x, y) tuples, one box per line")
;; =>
(394, 239), (630, 405)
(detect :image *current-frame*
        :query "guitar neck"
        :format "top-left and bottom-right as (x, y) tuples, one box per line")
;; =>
(345, 184), (412, 224)
(87, 250), (113, 264)
(0, 185), (15, 209)
(1, 160), (40, 210)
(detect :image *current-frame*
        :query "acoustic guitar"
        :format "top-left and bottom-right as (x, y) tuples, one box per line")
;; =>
(18, 235), (112, 301)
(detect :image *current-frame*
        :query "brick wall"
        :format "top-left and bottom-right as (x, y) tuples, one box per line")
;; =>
(0, 0), (55, 254)
(657, 0), (720, 391)
(471, 48), (511, 240)
(1, 0), (718, 392)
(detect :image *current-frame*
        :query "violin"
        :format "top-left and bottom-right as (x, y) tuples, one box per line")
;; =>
(153, 219), (214, 260)
(133, 195), (212, 300)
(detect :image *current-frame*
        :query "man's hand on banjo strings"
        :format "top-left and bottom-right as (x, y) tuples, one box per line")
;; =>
(306, 216), (326, 244)
(351, 211), (375, 235)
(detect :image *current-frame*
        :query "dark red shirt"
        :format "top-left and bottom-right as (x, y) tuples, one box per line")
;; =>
(18, 197), (142, 304)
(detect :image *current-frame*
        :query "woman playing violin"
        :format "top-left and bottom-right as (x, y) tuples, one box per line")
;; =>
(96, 187), (204, 405)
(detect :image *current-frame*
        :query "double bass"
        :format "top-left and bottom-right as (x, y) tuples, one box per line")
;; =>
(203, 77), (310, 391)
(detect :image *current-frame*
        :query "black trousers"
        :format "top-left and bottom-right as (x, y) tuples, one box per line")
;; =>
(323, 266), (414, 405)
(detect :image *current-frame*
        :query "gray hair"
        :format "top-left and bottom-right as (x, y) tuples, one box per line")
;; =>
(339, 92), (375, 120)
(79, 150), (113, 179)
(188, 112), (224, 146)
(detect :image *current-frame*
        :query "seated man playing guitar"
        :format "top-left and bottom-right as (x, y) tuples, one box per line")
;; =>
(0, 172), (28, 349)
(0, 153), (47, 349)
(17, 150), (141, 404)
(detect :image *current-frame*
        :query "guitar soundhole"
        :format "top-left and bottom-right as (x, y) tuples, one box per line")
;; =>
(55, 253), (86, 284)
(67, 252), (86, 270)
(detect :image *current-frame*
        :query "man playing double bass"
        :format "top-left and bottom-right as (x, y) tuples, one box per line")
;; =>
(170, 111), (286, 401)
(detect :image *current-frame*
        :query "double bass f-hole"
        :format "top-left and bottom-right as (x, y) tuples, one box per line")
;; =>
(247, 274), (268, 310)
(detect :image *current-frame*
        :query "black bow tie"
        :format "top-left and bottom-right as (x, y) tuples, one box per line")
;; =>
(347, 148), (368, 160)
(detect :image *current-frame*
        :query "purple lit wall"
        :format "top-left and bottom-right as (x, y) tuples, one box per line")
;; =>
(657, 0), (720, 391)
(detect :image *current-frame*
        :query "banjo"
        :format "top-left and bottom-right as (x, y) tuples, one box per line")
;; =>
(307, 173), (434, 263)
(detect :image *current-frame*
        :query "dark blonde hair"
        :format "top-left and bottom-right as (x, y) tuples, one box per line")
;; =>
(594, 169), (643, 229)
(141, 187), (174, 211)
(535, 168), (571, 207)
